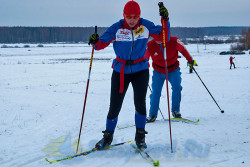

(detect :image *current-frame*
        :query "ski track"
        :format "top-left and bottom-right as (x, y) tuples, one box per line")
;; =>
(0, 43), (250, 167)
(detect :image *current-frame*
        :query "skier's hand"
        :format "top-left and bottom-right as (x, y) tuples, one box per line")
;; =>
(188, 60), (198, 66)
(88, 33), (99, 45)
(158, 2), (168, 20)
(188, 60), (194, 67)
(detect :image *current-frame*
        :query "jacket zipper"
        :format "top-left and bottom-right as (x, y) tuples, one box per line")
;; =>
(129, 29), (134, 73)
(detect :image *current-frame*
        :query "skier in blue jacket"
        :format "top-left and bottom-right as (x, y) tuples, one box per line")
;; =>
(88, 0), (170, 150)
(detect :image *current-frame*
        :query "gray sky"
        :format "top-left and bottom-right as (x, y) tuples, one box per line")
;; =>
(1, 0), (250, 27)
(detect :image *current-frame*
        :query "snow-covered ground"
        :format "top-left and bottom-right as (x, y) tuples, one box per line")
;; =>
(1, 43), (250, 167)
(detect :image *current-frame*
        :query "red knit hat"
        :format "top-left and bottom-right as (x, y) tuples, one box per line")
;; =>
(123, 1), (141, 15)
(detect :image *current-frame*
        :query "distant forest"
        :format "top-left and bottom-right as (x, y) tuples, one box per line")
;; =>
(0, 26), (249, 43)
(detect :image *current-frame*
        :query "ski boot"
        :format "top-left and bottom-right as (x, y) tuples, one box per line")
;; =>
(146, 116), (157, 123)
(135, 128), (148, 150)
(95, 130), (114, 150)
(172, 111), (182, 118)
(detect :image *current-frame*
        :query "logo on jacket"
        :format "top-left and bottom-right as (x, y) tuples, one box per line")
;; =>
(116, 29), (131, 41)
(117, 34), (131, 41)
(177, 39), (185, 47)
(135, 26), (144, 36)
(120, 30), (130, 36)
(154, 52), (158, 56)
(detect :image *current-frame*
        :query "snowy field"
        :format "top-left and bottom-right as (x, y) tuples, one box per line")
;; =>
(1, 43), (250, 167)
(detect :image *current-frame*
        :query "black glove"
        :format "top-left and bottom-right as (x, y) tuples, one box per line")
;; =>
(188, 60), (194, 66)
(88, 33), (99, 45)
(158, 2), (169, 20)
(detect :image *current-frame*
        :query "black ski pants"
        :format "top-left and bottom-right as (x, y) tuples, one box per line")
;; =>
(107, 69), (149, 119)
(230, 62), (235, 69)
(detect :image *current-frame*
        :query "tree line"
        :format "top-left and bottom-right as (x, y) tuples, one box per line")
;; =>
(0, 27), (107, 43)
(0, 26), (249, 43)
(231, 28), (250, 51)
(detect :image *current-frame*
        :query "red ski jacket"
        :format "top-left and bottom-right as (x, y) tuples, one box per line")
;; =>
(145, 37), (193, 74)
(230, 57), (234, 63)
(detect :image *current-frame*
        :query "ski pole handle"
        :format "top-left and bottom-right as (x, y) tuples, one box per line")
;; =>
(95, 25), (97, 34)
(158, 2), (164, 7)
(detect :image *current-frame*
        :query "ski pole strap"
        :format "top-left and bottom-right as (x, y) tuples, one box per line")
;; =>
(115, 55), (147, 93)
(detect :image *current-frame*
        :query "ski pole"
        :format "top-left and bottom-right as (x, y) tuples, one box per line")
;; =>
(76, 26), (97, 153)
(159, 2), (173, 153)
(148, 85), (165, 119)
(192, 66), (224, 113)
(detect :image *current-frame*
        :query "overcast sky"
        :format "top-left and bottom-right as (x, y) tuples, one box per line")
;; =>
(1, 0), (250, 27)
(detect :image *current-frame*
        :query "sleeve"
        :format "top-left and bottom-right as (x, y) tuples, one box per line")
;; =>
(144, 18), (171, 43)
(149, 18), (171, 43)
(94, 22), (119, 50)
(176, 38), (193, 62)
(145, 48), (151, 60)
(144, 47), (151, 67)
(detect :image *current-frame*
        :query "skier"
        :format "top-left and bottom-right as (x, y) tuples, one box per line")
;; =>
(146, 37), (196, 122)
(229, 56), (236, 69)
(88, 1), (170, 150)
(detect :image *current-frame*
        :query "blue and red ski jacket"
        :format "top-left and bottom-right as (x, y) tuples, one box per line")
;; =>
(94, 18), (170, 93)
(95, 18), (170, 74)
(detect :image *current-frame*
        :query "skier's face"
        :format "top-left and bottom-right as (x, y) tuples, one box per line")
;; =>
(124, 14), (140, 28)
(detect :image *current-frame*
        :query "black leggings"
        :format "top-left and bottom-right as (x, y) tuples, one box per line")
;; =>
(230, 63), (235, 69)
(107, 69), (149, 119)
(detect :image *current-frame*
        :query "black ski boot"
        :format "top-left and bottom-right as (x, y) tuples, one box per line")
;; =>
(146, 116), (157, 123)
(172, 111), (182, 118)
(95, 130), (114, 150)
(135, 128), (148, 150)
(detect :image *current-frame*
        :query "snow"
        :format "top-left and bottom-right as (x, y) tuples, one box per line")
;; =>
(0, 43), (250, 167)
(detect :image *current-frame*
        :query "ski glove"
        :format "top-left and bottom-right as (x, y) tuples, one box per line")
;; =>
(188, 60), (198, 66)
(158, 2), (169, 20)
(88, 33), (99, 45)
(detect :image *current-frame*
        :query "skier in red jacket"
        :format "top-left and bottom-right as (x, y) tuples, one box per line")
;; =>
(146, 37), (196, 122)
(229, 56), (236, 69)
